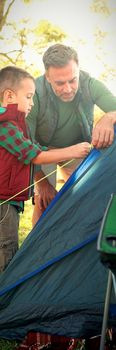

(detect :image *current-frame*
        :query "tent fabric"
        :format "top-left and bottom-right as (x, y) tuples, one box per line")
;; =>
(0, 141), (116, 340)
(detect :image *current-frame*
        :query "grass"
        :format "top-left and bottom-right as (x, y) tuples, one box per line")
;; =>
(18, 199), (33, 246)
(0, 339), (19, 350)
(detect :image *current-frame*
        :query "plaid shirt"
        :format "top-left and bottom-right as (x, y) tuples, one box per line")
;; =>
(0, 105), (47, 210)
(0, 121), (42, 163)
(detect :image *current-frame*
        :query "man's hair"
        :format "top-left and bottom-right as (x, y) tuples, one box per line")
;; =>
(0, 65), (35, 101)
(43, 44), (79, 70)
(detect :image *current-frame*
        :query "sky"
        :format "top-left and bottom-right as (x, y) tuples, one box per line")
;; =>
(2, 0), (116, 93)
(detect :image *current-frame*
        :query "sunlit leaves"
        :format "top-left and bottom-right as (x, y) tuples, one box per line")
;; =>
(94, 27), (107, 45)
(33, 20), (67, 50)
(90, 0), (112, 16)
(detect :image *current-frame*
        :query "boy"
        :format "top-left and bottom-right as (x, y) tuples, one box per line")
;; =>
(0, 66), (91, 271)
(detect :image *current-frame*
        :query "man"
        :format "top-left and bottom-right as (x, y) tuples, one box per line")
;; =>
(27, 43), (116, 226)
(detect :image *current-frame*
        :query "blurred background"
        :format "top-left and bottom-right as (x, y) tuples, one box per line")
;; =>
(0, 4), (116, 348)
(0, 0), (116, 93)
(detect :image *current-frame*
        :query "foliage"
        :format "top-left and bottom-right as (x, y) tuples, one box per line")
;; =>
(0, 0), (15, 32)
(0, 0), (32, 32)
(90, 0), (116, 85)
(90, 0), (112, 16)
(33, 20), (67, 53)
(19, 199), (33, 246)
(0, 1), (67, 74)
(0, 18), (67, 73)
(0, 339), (19, 350)
(0, 0), (116, 86)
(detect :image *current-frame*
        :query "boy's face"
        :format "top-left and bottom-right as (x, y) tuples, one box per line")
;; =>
(3, 78), (35, 117)
(14, 78), (35, 116)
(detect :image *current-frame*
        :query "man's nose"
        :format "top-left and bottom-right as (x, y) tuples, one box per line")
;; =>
(63, 82), (72, 93)
(30, 98), (34, 106)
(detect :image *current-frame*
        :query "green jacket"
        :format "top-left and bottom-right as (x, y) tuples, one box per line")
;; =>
(27, 70), (116, 146)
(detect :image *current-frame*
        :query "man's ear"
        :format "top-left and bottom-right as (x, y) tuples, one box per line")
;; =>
(45, 72), (50, 83)
(3, 89), (16, 105)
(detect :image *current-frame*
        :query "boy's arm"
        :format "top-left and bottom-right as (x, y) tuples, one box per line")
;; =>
(0, 122), (42, 164)
(32, 143), (91, 164)
(0, 122), (91, 165)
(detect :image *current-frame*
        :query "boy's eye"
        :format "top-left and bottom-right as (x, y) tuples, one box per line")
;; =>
(27, 95), (32, 99)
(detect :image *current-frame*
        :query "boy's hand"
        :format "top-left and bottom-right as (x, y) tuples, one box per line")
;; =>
(72, 142), (92, 158)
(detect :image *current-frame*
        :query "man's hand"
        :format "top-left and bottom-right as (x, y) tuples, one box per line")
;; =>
(32, 171), (57, 227)
(35, 178), (57, 211)
(92, 112), (116, 149)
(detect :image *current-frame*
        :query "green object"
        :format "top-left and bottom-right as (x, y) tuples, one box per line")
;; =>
(0, 107), (6, 114)
(98, 194), (116, 255)
(97, 194), (116, 274)
(98, 195), (116, 350)
(41, 146), (48, 151)
(0, 200), (24, 212)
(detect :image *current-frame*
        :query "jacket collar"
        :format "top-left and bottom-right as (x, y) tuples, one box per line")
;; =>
(0, 104), (25, 122)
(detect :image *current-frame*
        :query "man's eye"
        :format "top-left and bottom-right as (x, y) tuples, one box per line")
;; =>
(69, 78), (77, 83)
(56, 82), (64, 86)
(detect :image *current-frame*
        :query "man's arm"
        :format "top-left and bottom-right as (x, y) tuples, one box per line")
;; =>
(89, 78), (116, 148)
(92, 111), (116, 148)
(34, 170), (57, 211)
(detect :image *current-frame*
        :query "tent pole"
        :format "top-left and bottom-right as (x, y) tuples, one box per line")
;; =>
(99, 270), (113, 350)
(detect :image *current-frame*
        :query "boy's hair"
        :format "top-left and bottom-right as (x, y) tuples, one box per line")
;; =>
(0, 66), (35, 102)
(43, 44), (79, 70)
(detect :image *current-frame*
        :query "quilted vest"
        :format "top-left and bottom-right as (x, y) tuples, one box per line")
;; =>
(0, 105), (31, 201)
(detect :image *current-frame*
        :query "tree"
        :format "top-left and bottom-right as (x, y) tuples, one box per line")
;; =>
(90, 0), (112, 16)
(90, 0), (116, 86)
(0, 1), (67, 74)
(0, 0), (32, 32)
(33, 20), (67, 53)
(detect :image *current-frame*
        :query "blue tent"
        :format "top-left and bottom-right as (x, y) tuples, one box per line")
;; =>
(0, 141), (116, 341)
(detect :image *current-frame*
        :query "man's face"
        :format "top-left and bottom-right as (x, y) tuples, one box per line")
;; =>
(45, 60), (79, 102)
